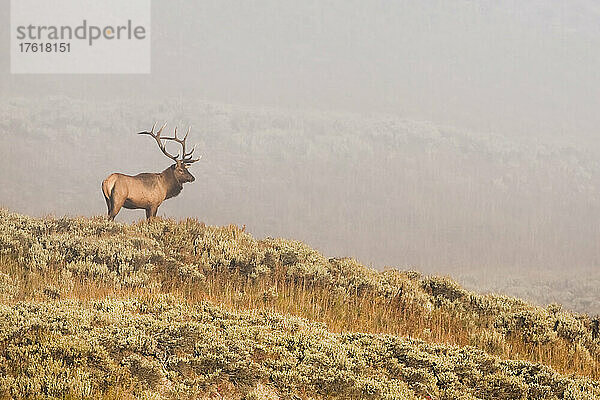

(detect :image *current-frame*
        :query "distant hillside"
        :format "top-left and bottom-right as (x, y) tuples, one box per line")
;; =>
(2, 97), (600, 314)
(0, 210), (599, 399)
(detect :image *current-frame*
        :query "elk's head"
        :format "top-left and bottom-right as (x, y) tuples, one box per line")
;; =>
(138, 122), (201, 184)
(174, 160), (196, 183)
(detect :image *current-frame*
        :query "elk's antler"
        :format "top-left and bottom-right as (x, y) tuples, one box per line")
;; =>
(162, 126), (202, 164)
(138, 122), (180, 162)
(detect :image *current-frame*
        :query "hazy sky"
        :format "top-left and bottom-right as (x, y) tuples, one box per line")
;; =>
(3, 1), (600, 303)
(2, 0), (600, 143)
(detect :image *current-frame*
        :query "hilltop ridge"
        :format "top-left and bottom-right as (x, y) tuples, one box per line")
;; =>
(0, 209), (599, 399)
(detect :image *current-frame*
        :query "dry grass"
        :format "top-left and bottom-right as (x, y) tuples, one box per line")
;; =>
(2, 252), (599, 382)
(1, 210), (600, 399)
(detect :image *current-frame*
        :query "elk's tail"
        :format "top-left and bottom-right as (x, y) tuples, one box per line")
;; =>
(102, 174), (117, 199)
(102, 174), (118, 215)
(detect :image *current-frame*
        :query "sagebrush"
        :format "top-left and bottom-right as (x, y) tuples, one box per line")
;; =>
(0, 209), (599, 399)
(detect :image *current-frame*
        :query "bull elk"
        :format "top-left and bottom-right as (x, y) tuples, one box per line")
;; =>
(102, 122), (201, 220)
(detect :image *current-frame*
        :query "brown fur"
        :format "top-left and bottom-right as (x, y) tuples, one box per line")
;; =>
(102, 161), (195, 220)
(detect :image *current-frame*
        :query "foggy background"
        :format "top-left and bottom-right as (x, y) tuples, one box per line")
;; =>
(2, 1), (600, 312)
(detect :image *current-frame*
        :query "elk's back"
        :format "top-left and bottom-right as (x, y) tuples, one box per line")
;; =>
(102, 172), (166, 209)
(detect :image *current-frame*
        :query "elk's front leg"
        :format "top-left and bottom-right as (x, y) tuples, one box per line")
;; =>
(146, 205), (159, 220)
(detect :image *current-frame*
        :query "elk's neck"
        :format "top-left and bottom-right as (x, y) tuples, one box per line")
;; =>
(161, 165), (183, 199)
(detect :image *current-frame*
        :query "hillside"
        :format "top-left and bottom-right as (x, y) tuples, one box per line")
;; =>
(0, 209), (599, 399)
(3, 97), (600, 316)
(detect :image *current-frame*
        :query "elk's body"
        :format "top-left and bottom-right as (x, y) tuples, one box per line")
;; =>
(102, 123), (200, 220)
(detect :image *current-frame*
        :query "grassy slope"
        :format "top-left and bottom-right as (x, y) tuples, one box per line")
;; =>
(0, 209), (599, 399)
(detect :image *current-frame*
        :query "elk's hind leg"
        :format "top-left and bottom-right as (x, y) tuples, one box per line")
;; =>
(104, 195), (113, 217)
(109, 195), (125, 221)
